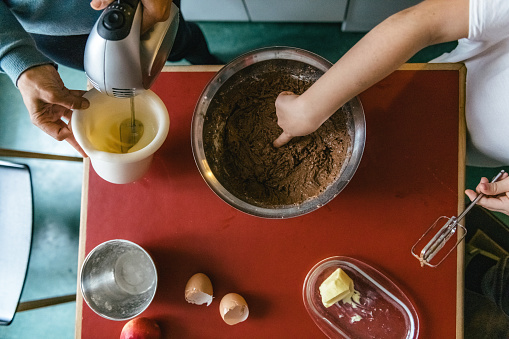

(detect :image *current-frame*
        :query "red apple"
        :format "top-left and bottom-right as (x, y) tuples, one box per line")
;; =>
(120, 317), (161, 339)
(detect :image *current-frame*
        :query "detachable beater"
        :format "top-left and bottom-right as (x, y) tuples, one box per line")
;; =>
(411, 170), (505, 267)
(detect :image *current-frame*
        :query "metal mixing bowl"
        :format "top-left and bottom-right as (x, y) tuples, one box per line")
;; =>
(191, 47), (365, 218)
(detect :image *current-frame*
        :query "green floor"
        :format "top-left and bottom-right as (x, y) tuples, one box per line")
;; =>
(0, 22), (507, 338)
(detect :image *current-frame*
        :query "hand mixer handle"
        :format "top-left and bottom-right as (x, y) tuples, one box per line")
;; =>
(97, 0), (141, 41)
(84, 0), (143, 97)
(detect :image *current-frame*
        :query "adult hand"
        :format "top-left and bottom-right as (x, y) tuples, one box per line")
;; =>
(17, 64), (89, 157)
(465, 172), (509, 215)
(273, 91), (325, 148)
(90, 0), (172, 34)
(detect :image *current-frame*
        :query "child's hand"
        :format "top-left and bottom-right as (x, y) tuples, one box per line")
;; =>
(273, 91), (325, 148)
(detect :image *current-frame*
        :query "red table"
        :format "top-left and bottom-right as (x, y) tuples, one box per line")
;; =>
(76, 63), (466, 338)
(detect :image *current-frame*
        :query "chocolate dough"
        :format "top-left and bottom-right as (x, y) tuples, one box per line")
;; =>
(203, 60), (352, 207)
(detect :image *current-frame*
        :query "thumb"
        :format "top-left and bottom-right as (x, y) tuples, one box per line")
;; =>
(50, 90), (90, 111)
(480, 175), (509, 196)
(273, 131), (293, 148)
(90, 0), (111, 10)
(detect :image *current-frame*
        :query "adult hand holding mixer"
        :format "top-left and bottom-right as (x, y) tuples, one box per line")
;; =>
(70, 0), (176, 184)
(84, 0), (178, 152)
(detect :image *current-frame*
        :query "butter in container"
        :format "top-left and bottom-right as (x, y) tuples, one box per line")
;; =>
(319, 268), (355, 308)
(303, 256), (419, 339)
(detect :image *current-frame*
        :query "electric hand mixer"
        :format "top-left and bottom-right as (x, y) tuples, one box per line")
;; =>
(84, 0), (179, 152)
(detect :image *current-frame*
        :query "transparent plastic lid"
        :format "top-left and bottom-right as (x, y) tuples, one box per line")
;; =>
(303, 256), (419, 339)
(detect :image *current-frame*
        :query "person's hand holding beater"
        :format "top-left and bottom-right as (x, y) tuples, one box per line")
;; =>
(466, 172), (509, 215)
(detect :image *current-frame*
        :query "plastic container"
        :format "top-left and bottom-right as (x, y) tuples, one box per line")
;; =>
(72, 89), (169, 184)
(303, 256), (419, 339)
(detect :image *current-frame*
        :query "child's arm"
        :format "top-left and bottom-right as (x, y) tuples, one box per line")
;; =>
(273, 0), (469, 147)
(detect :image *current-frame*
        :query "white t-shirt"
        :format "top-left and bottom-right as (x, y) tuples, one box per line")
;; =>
(431, 0), (509, 167)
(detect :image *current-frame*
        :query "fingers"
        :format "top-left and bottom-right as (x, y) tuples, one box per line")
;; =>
(33, 109), (87, 157)
(37, 116), (74, 142)
(278, 91), (295, 97)
(45, 89), (90, 111)
(91, 0), (172, 38)
(273, 132), (293, 148)
(464, 187), (502, 213)
(475, 196), (509, 215)
(66, 117), (88, 157)
(28, 103), (74, 141)
(65, 136), (88, 158)
(17, 64), (87, 155)
(69, 89), (88, 98)
(141, 0), (171, 33)
(68, 90), (90, 109)
(275, 91), (296, 109)
(465, 189), (478, 202)
(478, 173), (509, 195)
(465, 172), (509, 215)
(90, 0), (112, 10)
(18, 65), (89, 112)
(40, 117), (87, 157)
(273, 91), (297, 148)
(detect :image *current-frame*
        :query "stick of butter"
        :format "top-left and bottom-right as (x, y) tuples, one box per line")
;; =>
(319, 268), (354, 308)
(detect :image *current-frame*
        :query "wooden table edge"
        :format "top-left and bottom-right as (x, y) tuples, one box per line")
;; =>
(456, 63), (467, 339)
(75, 158), (90, 339)
(75, 62), (467, 338)
(162, 64), (224, 73)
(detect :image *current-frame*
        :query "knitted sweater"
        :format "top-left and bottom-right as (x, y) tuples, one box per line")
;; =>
(0, 0), (100, 84)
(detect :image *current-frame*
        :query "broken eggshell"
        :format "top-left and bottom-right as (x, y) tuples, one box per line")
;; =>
(185, 273), (213, 306)
(219, 293), (249, 325)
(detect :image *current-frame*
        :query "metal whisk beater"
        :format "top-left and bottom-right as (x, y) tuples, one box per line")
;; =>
(411, 170), (505, 268)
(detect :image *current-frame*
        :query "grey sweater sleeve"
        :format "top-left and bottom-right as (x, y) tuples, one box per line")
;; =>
(0, 1), (54, 85)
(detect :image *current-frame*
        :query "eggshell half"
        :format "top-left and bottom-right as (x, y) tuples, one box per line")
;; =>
(219, 293), (249, 325)
(185, 273), (213, 306)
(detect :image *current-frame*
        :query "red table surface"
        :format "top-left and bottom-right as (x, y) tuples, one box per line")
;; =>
(78, 65), (464, 338)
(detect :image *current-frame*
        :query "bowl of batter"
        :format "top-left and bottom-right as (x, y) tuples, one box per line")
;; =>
(191, 47), (365, 218)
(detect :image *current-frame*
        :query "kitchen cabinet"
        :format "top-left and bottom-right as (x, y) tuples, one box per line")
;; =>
(181, 0), (249, 21)
(181, 0), (420, 32)
(181, 0), (347, 22)
(342, 0), (421, 31)
(244, 0), (347, 22)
